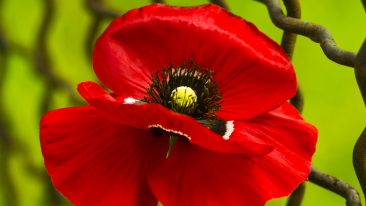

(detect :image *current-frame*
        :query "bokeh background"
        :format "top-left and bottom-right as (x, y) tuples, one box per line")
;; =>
(0, 0), (365, 205)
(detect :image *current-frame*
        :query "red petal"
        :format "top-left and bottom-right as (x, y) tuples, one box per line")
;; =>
(248, 102), (318, 161)
(78, 81), (273, 156)
(40, 106), (168, 206)
(93, 4), (296, 119)
(148, 103), (317, 206)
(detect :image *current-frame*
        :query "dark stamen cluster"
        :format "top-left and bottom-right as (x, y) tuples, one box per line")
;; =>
(143, 61), (222, 119)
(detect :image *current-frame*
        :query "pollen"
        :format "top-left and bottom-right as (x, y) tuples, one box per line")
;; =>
(143, 61), (221, 118)
(170, 86), (197, 108)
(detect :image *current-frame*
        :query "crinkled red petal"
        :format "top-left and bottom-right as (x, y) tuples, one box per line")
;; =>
(253, 102), (317, 161)
(77, 81), (273, 156)
(40, 106), (168, 206)
(93, 4), (296, 120)
(148, 102), (317, 206)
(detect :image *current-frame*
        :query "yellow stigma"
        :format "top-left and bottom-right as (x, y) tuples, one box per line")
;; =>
(170, 86), (197, 108)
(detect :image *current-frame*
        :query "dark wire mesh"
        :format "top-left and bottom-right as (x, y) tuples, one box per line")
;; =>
(0, 0), (365, 205)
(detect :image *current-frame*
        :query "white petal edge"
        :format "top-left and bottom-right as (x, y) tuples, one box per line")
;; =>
(124, 97), (138, 104)
(223, 121), (234, 140)
(148, 124), (192, 141)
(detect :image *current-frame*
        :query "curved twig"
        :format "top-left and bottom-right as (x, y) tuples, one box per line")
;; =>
(34, 0), (81, 110)
(0, 32), (6, 54)
(280, 0), (301, 58)
(85, 0), (119, 19)
(85, 15), (102, 59)
(308, 167), (361, 206)
(34, 0), (79, 204)
(353, 38), (366, 203)
(281, 2), (305, 205)
(353, 127), (366, 203)
(258, 0), (357, 67)
(281, 1), (306, 204)
(286, 183), (305, 206)
(290, 87), (304, 113)
(0, 25), (19, 206)
(352, 0), (366, 198)
(84, 0), (120, 60)
(209, 0), (229, 10)
(152, 0), (166, 3)
(354, 39), (366, 105)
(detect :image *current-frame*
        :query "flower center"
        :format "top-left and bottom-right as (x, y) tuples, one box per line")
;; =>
(143, 61), (221, 119)
(170, 86), (197, 114)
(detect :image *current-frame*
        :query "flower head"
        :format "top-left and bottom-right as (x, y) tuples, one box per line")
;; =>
(40, 4), (317, 206)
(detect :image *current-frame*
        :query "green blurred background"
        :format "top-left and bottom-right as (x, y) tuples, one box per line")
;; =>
(0, 0), (365, 205)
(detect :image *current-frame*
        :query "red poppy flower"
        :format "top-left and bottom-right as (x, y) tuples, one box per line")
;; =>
(40, 4), (317, 206)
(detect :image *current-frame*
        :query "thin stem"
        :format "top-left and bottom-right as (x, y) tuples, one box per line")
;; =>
(84, 0), (120, 60)
(209, 0), (229, 10)
(308, 167), (361, 206)
(281, 0), (301, 59)
(35, 0), (81, 110)
(290, 87), (304, 113)
(354, 39), (366, 105)
(85, 0), (119, 19)
(35, 0), (73, 204)
(0, 29), (19, 206)
(353, 39), (366, 202)
(281, 1), (305, 204)
(353, 127), (366, 203)
(257, 0), (356, 67)
(152, 0), (166, 3)
(84, 16), (102, 60)
(166, 136), (177, 158)
(286, 183), (306, 206)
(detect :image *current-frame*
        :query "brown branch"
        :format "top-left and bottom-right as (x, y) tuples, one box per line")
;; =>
(0, 141), (18, 206)
(84, 0), (120, 60)
(308, 167), (361, 206)
(0, 2), (19, 204)
(0, 53), (19, 206)
(33, 0), (77, 204)
(85, 0), (119, 19)
(281, 0), (304, 114)
(353, 1), (366, 198)
(34, 0), (58, 113)
(152, 0), (166, 3)
(354, 39), (366, 105)
(209, 0), (229, 10)
(257, 0), (357, 67)
(0, 134), (19, 206)
(290, 87), (304, 113)
(280, 0), (301, 59)
(0, 32), (7, 55)
(85, 17), (102, 59)
(34, 0), (81, 111)
(286, 183), (305, 206)
(281, 1), (305, 205)
(84, 0), (114, 60)
(353, 38), (366, 202)
(0, 33), (10, 152)
(353, 127), (366, 203)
